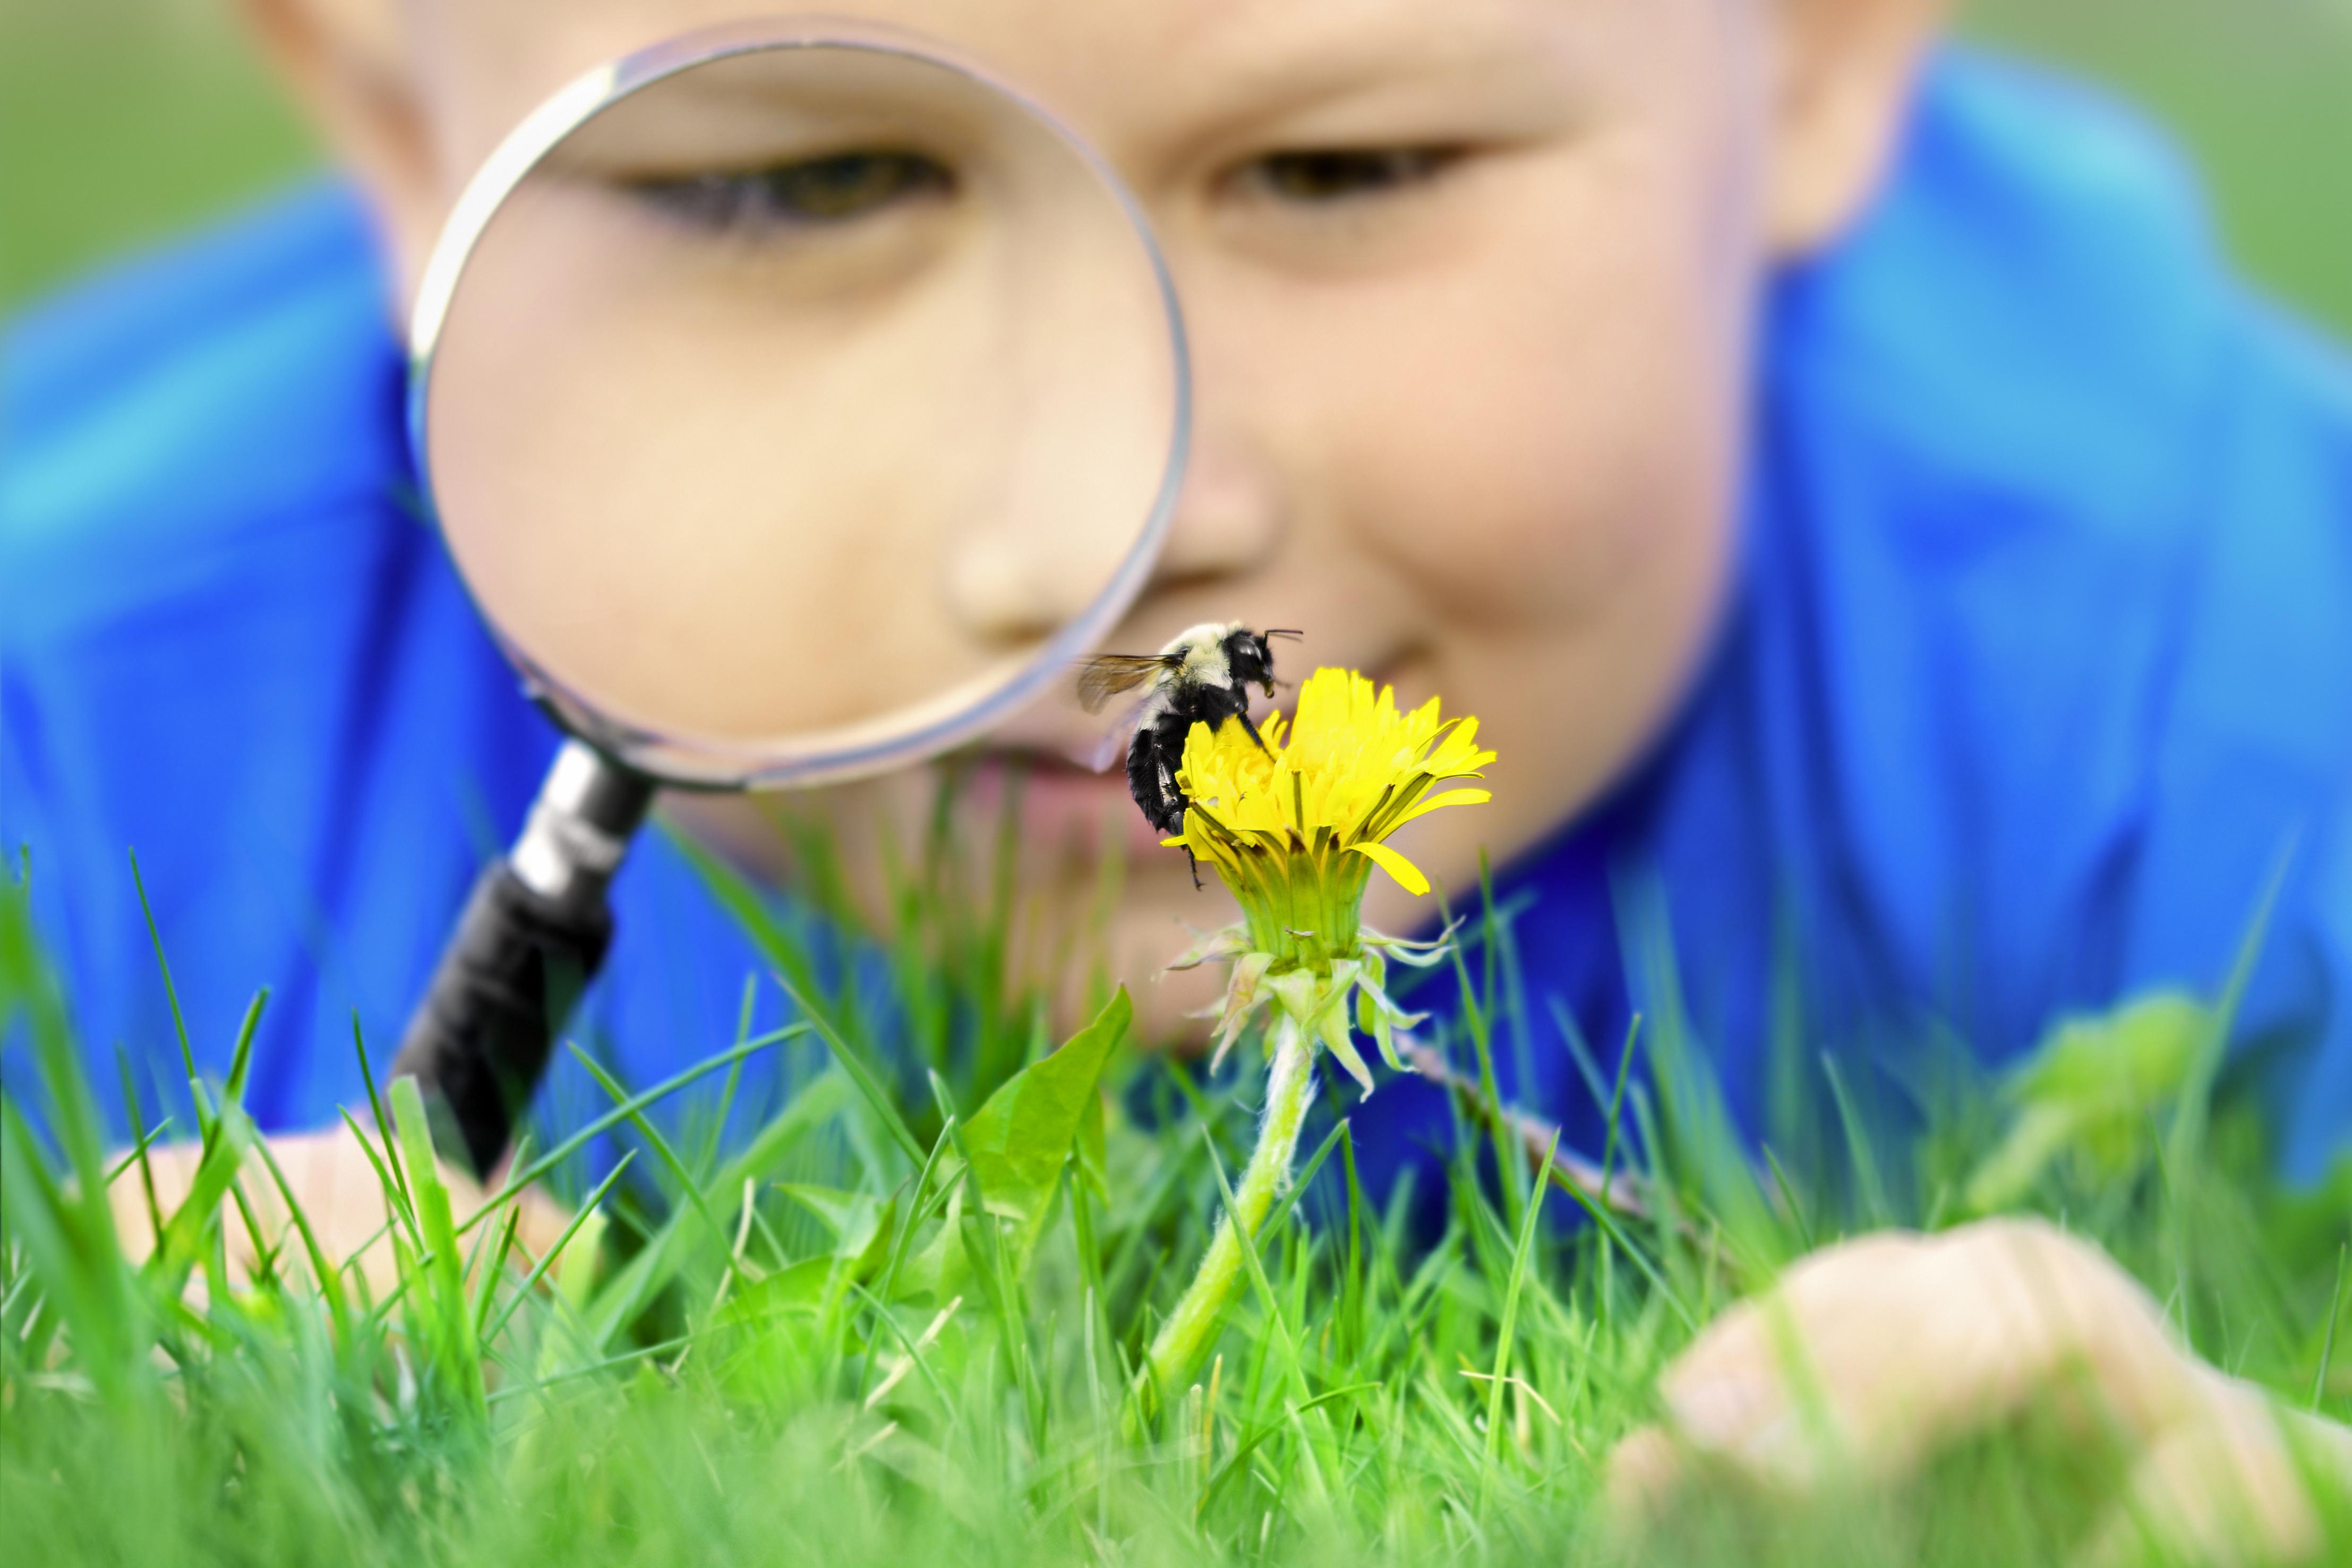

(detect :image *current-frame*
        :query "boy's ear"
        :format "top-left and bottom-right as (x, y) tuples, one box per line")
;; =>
(1764, 0), (1950, 256)
(241, 0), (441, 307)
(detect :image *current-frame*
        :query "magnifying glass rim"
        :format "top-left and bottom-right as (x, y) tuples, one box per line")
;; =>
(407, 16), (1190, 791)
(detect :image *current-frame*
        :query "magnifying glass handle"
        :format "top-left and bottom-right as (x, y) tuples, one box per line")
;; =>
(388, 741), (654, 1178)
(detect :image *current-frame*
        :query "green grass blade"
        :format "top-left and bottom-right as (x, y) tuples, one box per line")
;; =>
(563, 1040), (755, 1296)
(392, 1075), (486, 1423)
(128, 849), (198, 1090)
(481, 1149), (636, 1347)
(1820, 1051), (1890, 1230)
(457, 1024), (808, 1237)
(774, 971), (926, 1169)
(246, 1129), (352, 1340)
(2317, 1242), (2348, 1413)
(1479, 1129), (1556, 1514)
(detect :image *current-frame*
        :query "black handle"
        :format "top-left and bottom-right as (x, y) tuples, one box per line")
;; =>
(388, 861), (614, 1178)
(389, 743), (654, 1178)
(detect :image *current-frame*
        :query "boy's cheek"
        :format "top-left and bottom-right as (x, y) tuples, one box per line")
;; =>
(1289, 247), (1748, 901)
(1284, 147), (1752, 635)
(1328, 339), (1739, 629)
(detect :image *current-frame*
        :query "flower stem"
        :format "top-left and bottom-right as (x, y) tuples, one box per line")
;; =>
(1142, 1015), (1318, 1410)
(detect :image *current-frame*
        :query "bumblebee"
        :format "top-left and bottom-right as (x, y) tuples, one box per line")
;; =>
(1077, 623), (1300, 871)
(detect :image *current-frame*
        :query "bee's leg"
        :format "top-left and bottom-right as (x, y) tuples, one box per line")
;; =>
(1156, 767), (1184, 832)
(1234, 708), (1272, 756)
(1162, 775), (1201, 889)
(1163, 775), (1204, 888)
(1171, 800), (1202, 887)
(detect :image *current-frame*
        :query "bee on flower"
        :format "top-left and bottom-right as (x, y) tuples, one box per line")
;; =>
(1136, 665), (1495, 1402)
(1162, 665), (1495, 1093)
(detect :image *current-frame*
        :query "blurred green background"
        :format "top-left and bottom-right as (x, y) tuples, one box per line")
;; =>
(3, 0), (2349, 333)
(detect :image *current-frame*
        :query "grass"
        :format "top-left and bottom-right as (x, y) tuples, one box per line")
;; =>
(3, 792), (2349, 1567)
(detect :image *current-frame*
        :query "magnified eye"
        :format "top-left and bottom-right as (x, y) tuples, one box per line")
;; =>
(624, 150), (956, 233)
(1243, 147), (1457, 204)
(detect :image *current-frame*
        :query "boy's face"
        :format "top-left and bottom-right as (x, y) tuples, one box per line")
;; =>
(302, 0), (1928, 1034)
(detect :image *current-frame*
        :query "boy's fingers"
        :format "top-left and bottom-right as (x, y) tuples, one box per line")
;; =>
(105, 1123), (574, 1307)
(1602, 1424), (1692, 1520)
(1607, 1218), (2205, 1512)
(2075, 1372), (2350, 1568)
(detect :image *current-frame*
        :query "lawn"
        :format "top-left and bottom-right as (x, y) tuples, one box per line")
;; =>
(4, 808), (2347, 1566)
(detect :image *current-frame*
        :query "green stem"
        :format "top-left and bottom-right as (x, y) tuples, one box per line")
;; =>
(1143, 1015), (1318, 1408)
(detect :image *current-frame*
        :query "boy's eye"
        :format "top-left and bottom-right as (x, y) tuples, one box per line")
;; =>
(621, 150), (955, 234)
(1241, 148), (1458, 204)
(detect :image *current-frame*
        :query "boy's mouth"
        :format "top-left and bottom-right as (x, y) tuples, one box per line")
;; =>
(964, 747), (1169, 858)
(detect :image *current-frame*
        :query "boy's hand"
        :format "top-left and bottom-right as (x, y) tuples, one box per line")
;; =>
(1608, 1218), (2352, 1565)
(106, 1123), (575, 1304)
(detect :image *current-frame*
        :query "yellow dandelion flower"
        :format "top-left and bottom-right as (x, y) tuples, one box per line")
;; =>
(1170, 666), (1493, 900)
(1161, 666), (1495, 1089)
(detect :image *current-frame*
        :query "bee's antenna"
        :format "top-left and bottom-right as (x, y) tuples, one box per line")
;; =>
(1262, 628), (1304, 641)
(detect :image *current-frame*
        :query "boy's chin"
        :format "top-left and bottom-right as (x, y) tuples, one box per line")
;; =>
(1092, 863), (1244, 1048)
(994, 832), (1243, 1049)
(709, 779), (1250, 1047)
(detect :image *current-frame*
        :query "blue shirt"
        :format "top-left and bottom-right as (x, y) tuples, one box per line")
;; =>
(7, 53), (2350, 1182)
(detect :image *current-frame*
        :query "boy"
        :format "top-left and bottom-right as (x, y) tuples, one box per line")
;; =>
(5, 0), (2348, 1534)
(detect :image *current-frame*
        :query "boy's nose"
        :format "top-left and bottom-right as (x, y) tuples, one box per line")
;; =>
(944, 524), (1122, 641)
(940, 438), (1285, 642)
(1150, 443), (1285, 592)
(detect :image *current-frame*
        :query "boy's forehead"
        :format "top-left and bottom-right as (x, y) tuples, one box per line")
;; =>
(423, 0), (1617, 171)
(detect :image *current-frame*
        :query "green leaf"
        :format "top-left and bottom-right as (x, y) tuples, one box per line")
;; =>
(1968, 990), (2209, 1211)
(584, 1069), (852, 1350)
(957, 987), (1129, 1241)
(892, 1181), (969, 1300)
(778, 1183), (896, 1276)
(2013, 990), (2207, 1108)
(714, 1257), (838, 1331)
(893, 988), (1130, 1298)
(1076, 1086), (1108, 1197)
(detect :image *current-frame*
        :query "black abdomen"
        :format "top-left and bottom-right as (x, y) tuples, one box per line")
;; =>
(1125, 683), (1255, 836)
(1126, 715), (1189, 833)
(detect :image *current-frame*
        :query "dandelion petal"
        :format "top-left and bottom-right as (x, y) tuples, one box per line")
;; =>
(1347, 839), (1430, 897)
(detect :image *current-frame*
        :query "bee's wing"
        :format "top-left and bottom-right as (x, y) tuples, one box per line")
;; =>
(1086, 685), (1175, 771)
(1073, 654), (1173, 714)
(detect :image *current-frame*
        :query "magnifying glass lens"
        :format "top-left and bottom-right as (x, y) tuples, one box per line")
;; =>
(395, 29), (1185, 1175)
(420, 39), (1183, 785)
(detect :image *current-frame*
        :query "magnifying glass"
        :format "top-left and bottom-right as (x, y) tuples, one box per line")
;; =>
(387, 20), (1188, 1176)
